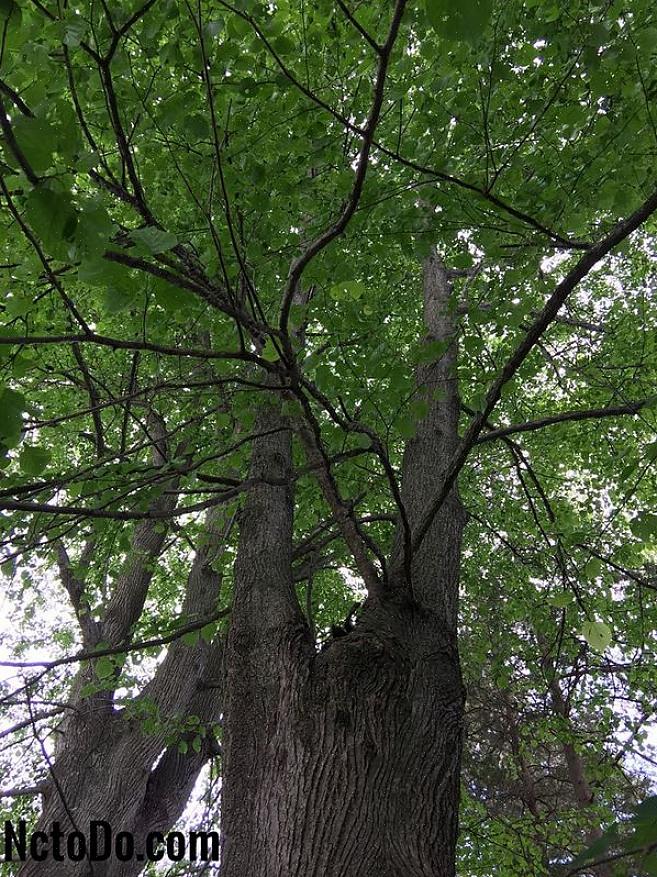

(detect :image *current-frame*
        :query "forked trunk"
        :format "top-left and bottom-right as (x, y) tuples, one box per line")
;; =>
(220, 598), (464, 877)
(15, 256), (466, 877)
(222, 254), (466, 876)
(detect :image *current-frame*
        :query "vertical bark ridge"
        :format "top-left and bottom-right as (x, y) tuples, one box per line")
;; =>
(220, 397), (311, 875)
(393, 252), (467, 625)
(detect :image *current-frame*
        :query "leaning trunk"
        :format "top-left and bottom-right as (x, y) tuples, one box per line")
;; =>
(17, 483), (228, 877)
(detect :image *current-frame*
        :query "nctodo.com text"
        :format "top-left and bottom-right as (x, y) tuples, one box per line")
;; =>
(4, 819), (220, 864)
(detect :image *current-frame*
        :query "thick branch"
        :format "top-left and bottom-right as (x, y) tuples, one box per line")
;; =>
(56, 541), (101, 648)
(100, 411), (178, 646)
(474, 399), (650, 445)
(393, 253), (465, 621)
(144, 507), (234, 716)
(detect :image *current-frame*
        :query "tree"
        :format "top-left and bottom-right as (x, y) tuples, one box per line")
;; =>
(1, 0), (657, 874)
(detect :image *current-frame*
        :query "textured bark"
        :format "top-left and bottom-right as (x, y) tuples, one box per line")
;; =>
(18, 501), (228, 877)
(220, 254), (467, 877)
(221, 594), (464, 877)
(392, 252), (467, 626)
(221, 400), (310, 872)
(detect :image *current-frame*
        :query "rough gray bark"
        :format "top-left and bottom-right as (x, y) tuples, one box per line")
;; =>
(221, 594), (464, 877)
(220, 255), (467, 877)
(18, 422), (229, 877)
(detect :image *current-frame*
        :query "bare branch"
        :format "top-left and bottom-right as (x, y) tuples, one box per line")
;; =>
(474, 399), (650, 445)
(0, 607), (231, 671)
(0, 785), (45, 798)
(335, 0), (382, 53)
(279, 0), (407, 343)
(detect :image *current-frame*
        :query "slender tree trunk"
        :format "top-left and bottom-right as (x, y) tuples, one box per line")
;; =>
(548, 678), (613, 877)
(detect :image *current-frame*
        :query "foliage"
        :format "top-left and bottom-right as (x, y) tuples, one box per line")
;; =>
(1, 0), (657, 873)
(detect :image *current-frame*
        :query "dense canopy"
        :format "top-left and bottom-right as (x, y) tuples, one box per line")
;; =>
(1, 0), (657, 874)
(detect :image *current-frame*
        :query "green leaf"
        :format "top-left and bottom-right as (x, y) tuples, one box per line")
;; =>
(261, 339), (280, 362)
(0, 329), (17, 359)
(178, 740), (189, 754)
(644, 853), (657, 877)
(271, 34), (295, 55)
(153, 277), (187, 311)
(94, 656), (115, 679)
(330, 281), (365, 301)
(12, 117), (56, 174)
(63, 16), (87, 47)
(0, 387), (25, 448)
(549, 592), (575, 608)
(19, 445), (52, 475)
(410, 398), (430, 421)
(76, 202), (113, 259)
(630, 512), (657, 541)
(569, 824), (617, 867)
(0, 0), (16, 21)
(397, 417), (417, 440)
(79, 682), (100, 698)
(581, 620), (612, 652)
(415, 339), (449, 364)
(583, 558), (602, 578)
(78, 255), (129, 289)
(192, 735), (202, 753)
(201, 623), (216, 643)
(182, 630), (200, 646)
(226, 15), (251, 38)
(1, 557), (14, 577)
(11, 355), (37, 378)
(131, 225), (178, 254)
(186, 114), (210, 140)
(426, 0), (493, 42)
(633, 795), (657, 824)
(25, 187), (78, 255)
(103, 286), (134, 314)
(314, 364), (333, 390)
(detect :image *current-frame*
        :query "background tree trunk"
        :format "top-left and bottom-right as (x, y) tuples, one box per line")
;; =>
(17, 430), (229, 877)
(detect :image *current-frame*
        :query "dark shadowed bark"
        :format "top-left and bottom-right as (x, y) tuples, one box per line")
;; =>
(219, 255), (467, 877)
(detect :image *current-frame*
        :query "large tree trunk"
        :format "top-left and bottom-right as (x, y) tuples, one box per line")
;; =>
(221, 254), (467, 877)
(221, 594), (464, 877)
(17, 257), (467, 877)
